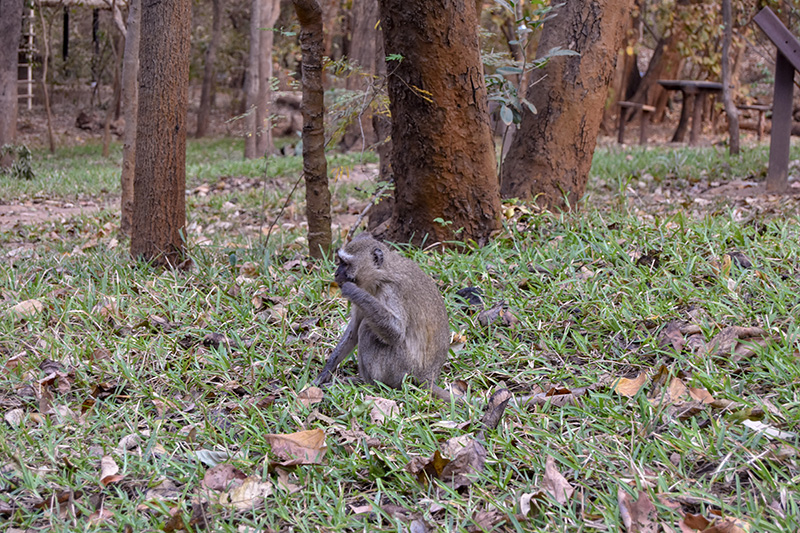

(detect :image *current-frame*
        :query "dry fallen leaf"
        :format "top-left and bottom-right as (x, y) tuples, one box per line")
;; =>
(365, 395), (399, 425)
(219, 476), (273, 510)
(7, 299), (44, 320)
(265, 428), (327, 465)
(618, 488), (657, 533)
(99, 455), (124, 487)
(615, 371), (648, 397)
(407, 434), (487, 490)
(296, 387), (324, 408)
(201, 463), (247, 491)
(705, 326), (769, 360)
(541, 455), (574, 505)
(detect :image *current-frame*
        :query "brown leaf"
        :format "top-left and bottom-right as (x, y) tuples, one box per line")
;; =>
(265, 429), (327, 465)
(201, 463), (247, 491)
(615, 371), (648, 397)
(476, 303), (518, 328)
(658, 320), (687, 352)
(99, 455), (124, 487)
(515, 386), (587, 409)
(688, 387), (715, 404)
(274, 467), (302, 494)
(365, 395), (399, 425)
(406, 435), (487, 490)
(618, 488), (657, 533)
(705, 326), (768, 360)
(468, 509), (504, 532)
(7, 299), (44, 320)
(541, 456), (574, 505)
(296, 387), (324, 408)
(220, 476), (273, 510)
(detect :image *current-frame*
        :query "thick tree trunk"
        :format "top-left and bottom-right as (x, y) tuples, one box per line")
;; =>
(0, 0), (23, 168)
(378, 0), (501, 246)
(196, 0), (222, 138)
(256, 0), (281, 156)
(721, 0), (739, 155)
(500, 0), (630, 210)
(243, 0), (260, 158)
(120, 0), (140, 236)
(131, 0), (191, 266)
(341, 0), (379, 151)
(292, 0), (331, 259)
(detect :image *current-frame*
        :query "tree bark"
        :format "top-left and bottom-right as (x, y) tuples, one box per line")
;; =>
(120, 0), (140, 236)
(500, 0), (630, 210)
(196, 0), (222, 138)
(378, 0), (501, 246)
(131, 0), (191, 266)
(36, 1), (56, 154)
(256, 0), (281, 155)
(0, 0), (23, 168)
(103, 32), (122, 158)
(721, 0), (739, 155)
(292, 0), (331, 259)
(341, 0), (379, 151)
(243, 0), (260, 158)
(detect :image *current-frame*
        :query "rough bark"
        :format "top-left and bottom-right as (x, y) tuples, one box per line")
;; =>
(243, 0), (260, 158)
(36, 1), (56, 154)
(256, 0), (281, 155)
(292, 0), (331, 259)
(721, 0), (739, 155)
(120, 0), (140, 236)
(341, 0), (379, 150)
(131, 0), (191, 266)
(0, 0), (23, 168)
(196, 0), (222, 138)
(500, 0), (630, 210)
(378, 0), (501, 246)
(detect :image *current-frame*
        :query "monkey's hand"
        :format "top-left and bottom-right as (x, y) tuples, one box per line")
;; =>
(338, 281), (360, 300)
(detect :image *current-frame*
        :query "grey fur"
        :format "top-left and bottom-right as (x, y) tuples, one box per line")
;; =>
(313, 233), (451, 398)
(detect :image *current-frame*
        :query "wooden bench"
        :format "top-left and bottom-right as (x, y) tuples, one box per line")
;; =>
(737, 104), (771, 141)
(617, 101), (656, 145)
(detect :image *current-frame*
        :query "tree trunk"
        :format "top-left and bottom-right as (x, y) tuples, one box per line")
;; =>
(378, 0), (501, 246)
(256, 0), (281, 156)
(196, 0), (222, 138)
(120, 0), (140, 236)
(243, 0), (260, 158)
(36, 1), (56, 154)
(131, 0), (191, 266)
(0, 0), (23, 168)
(721, 0), (739, 155)
(319, 0), (339, 58)
(500, 0), (630, 209)
(103, 32), (122, 158)
(340, 0), (379, 151)
(292, 0), (331, 259)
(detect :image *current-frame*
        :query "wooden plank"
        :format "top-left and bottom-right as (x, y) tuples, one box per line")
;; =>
(754, 7), (800, 74)
(766, 51), (793, 193)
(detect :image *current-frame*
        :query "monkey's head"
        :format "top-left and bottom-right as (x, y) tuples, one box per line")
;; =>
(335, 233), (388, 292)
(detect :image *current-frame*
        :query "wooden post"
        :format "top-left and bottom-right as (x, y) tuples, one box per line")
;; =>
(767, 51), (792, 193)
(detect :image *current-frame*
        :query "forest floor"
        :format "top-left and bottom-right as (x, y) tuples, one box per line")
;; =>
(2, 105), (800, 532)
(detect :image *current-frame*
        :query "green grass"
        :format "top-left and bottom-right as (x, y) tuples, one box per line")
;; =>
(1, 141), (799, 531)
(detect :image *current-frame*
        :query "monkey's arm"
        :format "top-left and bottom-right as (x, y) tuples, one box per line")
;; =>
(313, 314), (359, 386)
(340, 282), (404, 344)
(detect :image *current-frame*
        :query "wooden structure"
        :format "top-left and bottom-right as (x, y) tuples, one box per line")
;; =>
(657, 80), (723, 145)
(737, 104), (771, 141)
(617, 101), (655, 145)
(754, 7), (798, 193)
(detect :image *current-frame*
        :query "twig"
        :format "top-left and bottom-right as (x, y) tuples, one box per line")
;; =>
(347, 179), (392, 238)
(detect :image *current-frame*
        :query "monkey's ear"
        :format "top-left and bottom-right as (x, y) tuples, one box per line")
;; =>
(372, 247), (384, 268)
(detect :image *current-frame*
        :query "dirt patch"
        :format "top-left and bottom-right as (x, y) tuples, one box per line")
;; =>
(0, 199), (108, 231)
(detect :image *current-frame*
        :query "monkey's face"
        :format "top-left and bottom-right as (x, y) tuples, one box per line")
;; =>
(334, 236), (386, 291)
(334, 256), (355, 287)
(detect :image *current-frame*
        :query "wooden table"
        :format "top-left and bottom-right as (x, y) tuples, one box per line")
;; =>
(658, 80), (723, 145)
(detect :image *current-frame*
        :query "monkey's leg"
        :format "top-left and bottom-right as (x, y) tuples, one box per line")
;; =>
(340, 282), (404, 344)
(314, 318), (359, 386)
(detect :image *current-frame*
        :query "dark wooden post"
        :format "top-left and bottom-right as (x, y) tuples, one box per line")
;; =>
(753, 7), (800, 193)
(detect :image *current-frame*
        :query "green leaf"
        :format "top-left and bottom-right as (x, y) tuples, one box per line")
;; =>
(496, 66), (524, 76)
(522, 99), (537, 115)
(544, 47), (580, 58)
(500, 105), (514, 126)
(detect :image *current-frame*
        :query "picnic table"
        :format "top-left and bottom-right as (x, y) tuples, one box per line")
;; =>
(658, 80), (723, 145)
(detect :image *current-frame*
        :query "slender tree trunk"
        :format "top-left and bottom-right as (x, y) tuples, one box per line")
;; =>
(0, 0), (23, 168)
(292, 0), (331, 259)
(378, 0), (500, 245)
(721, 0), (739, 155)
(103, 33), (122, 158)
(500, 0), (630, 209)
(120, 0), (140, 236)
(131, 0), (191, 266)
(196, 0), (222, 138)
(244, 0), (260, 158)
(36, 1), (56, 154)
(341, 0), (379, 151)
(256, 0), (281, 156)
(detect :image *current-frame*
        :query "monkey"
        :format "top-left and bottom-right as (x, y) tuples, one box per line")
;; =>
(313, 232), (454, 401)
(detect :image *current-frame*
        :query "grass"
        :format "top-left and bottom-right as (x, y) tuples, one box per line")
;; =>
(1, 139), (799, 531)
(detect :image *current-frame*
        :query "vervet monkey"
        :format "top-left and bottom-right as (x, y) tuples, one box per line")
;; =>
(314, 233), (453, 401)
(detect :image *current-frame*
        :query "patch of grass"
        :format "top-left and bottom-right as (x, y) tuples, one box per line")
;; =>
(1, 142), (799, 531)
